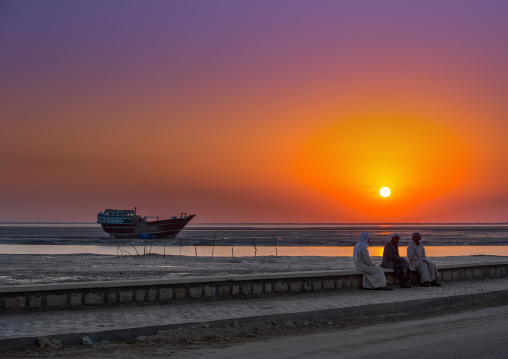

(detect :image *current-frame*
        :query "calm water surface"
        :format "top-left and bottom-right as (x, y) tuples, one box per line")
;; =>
(1, 244), (508, 257)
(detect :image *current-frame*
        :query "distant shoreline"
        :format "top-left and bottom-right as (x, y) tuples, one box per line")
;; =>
(1, 222), (508, 225)
(2, 222), (508, 230)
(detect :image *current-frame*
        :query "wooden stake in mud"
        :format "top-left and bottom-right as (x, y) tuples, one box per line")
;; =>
(129, 242), (140, 257)
(252, 237), (257, 257)
(212, 228), (219, 258)
(232, 230), (236, 257)
(273, 235), (278, 257)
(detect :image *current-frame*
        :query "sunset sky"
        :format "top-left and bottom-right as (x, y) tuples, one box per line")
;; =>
(1, 1), (508, 223)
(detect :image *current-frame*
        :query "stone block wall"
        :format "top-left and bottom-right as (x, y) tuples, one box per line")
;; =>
(0, 261), (507, 312)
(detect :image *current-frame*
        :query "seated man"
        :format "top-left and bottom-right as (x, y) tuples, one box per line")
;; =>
(407, 232), (441, 287)
(381, 233), (412, 288)
(354, 232), (393, 290)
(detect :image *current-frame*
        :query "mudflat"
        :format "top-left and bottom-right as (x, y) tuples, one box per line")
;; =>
(1, 253), (504, 286)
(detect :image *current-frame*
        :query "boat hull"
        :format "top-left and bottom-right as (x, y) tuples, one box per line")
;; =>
(101, 215), (195, 239)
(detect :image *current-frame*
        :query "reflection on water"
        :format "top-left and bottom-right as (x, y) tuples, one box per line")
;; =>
(1, 244), (507, 257)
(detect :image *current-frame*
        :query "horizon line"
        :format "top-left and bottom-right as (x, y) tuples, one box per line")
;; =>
(1, 222), (507, 225)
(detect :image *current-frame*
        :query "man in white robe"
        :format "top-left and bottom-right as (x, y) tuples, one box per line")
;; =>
(353, 232), (393, 290)
(407, 232), (441, 287)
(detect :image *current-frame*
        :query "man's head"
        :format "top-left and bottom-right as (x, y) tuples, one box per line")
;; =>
(412, 232), (421, 244)
(360, 232), (370, 244)
(390, 233), (400, 245)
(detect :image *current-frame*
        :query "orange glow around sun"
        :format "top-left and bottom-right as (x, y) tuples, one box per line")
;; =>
(293, 114), (471, 220)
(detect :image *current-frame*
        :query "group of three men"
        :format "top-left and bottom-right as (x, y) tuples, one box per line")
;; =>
(381, 232), (441, 288)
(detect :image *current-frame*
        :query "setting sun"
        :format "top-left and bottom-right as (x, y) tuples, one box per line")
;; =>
(294, 115), (471, 219)
(380, 187), (391, 197)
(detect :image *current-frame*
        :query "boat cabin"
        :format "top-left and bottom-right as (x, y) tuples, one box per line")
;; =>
(97, 209), (143, 224)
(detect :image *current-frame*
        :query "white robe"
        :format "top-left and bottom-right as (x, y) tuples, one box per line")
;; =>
(354, 249), (387, 289)
(407, 241), (439, 283)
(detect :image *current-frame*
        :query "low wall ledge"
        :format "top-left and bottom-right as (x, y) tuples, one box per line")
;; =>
(0, 260), (506, 294)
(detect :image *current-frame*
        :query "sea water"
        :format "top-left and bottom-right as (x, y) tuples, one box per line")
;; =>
(0, 223), (507, 257)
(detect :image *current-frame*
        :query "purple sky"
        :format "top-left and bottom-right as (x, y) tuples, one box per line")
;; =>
(1, 1), (508, 223)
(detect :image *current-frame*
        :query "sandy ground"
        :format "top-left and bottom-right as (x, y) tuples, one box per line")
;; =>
(0, 253), (505, 286)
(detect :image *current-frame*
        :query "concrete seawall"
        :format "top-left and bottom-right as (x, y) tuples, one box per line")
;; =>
(1, 261), (507, 312)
